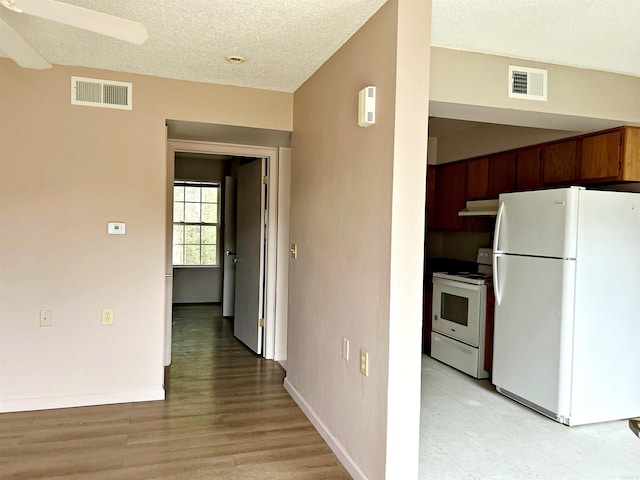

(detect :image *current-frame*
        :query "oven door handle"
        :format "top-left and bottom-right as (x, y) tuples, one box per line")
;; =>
(493, 253), (503, 306)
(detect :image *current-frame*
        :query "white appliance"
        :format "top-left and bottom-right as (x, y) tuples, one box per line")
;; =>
(492, 186), (640, 426)
(431, 248), (492, 379)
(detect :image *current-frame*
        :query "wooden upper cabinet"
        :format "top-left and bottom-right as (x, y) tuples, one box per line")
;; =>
(434, 161), (466, 231)
(466, 157), (489, 200)
(516, 146), (542, 191)
(465, 157), (493, 232)
(488, 152), (516, 198)
(542, 139), (578, 186)
(426, 165), (437, 229)
(580, 130), (621, 182)
(621, 126), (640, 181)
(580, 127), (640, 182)
(428, 127), (640, 224)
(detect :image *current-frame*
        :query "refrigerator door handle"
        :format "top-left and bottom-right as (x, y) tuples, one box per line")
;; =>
(493, 253), (503, 306)
(493, 200), (505, 253)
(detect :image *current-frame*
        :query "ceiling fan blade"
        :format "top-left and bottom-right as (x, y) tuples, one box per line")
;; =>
(6, 0), (148, 44)
(0, 16), (51, 68)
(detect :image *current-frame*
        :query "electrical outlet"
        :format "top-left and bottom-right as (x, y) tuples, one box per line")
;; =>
(360, 349), (369, 376)
(40, 310), (52, 327)
(342, 338), (350, 361)
(101, 308), (114, 326)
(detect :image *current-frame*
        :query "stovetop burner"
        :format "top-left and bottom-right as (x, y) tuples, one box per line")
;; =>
(433, 248), (494, 285)
(459, 272), (492, 280)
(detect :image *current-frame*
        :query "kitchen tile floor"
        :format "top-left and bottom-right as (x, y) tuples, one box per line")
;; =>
(419, 355), (640, 480)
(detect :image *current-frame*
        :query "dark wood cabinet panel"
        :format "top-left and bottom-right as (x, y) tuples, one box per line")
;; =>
(516, 146), (542, 191)
(621, 126), (640, 181)
(428, 126), (640, 235)
(542, 139), (578, 185)
(426, 165), (437, 229)
(423, 289), (433, 355)
(434, 161), (466, 231)
(488, 152), (516, 197)
(464, 217), (493, 233)
(466, 157), (489, 200)
(485, 286), (495, 375)
(580, 131), (621, 182)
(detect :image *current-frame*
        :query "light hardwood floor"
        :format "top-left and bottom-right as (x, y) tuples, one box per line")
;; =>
(0, 304), (350, 479)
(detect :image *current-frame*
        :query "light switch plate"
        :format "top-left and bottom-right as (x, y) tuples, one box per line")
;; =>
(107, 222), (126, 235)
(342, 338), (349, 361)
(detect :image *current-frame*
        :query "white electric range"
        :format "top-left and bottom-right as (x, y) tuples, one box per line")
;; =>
(431, 248), (492, 379)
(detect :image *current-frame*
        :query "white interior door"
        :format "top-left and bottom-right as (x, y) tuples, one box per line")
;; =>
(234, 159), (265, 354)
(222, 176), (236, 317)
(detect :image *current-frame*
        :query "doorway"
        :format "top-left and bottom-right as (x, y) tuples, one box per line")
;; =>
(165, 140), (290, 366)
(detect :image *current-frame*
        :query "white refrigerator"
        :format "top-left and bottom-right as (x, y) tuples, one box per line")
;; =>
(492, 186), (640, 426)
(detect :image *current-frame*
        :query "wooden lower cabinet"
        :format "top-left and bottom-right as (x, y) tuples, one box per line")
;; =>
(423, 288), (433, 355)
(484, 285), (495, 375)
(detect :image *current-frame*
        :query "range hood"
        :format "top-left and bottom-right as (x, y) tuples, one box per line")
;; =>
(458, 199), (499, 217)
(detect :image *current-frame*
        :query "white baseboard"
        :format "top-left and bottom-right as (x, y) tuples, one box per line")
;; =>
(0, 388), (165, 413)
(284, 378), (368, 480)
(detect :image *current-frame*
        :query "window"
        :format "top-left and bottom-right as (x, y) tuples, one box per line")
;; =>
(173, 181), (220, 266)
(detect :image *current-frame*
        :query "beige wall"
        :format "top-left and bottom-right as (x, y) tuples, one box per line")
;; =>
(432, 123), (577, 165)
(286, 1), (430, 478)
(430, 47), (640, 130)
(0, 59), (292, 411)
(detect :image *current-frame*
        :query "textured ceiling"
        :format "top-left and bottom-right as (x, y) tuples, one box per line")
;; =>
(2, 1), (640, 94)
(431, 0), (640, 78)
(0, 0), (387, 92)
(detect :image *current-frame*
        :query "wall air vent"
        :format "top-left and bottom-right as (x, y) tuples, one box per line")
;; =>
(71, 76), (132, 110)
(508, 66), (547, 101)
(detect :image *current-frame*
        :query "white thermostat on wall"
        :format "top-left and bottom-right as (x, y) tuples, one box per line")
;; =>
(358, 86), (376, 127)
(107, 222), (126, 235)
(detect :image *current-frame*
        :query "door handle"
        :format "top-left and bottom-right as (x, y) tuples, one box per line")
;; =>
(226, 250), (236, 256)
(493, 254), (503, 306)
(493, 200), (505, 253)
